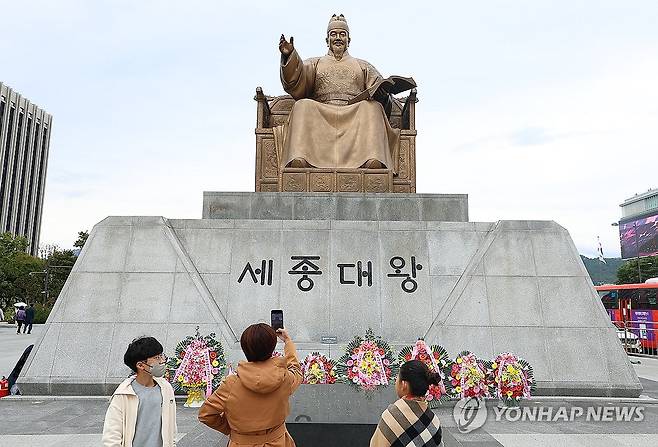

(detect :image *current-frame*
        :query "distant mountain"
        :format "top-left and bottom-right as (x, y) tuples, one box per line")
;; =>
(580, 255), (623, 285)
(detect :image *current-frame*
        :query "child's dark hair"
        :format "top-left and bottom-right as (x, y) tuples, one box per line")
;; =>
(400, 360), (441, 396)
(124, 336), (163, 372)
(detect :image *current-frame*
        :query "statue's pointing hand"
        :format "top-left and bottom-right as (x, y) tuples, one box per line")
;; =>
(279, 34), (294, 57)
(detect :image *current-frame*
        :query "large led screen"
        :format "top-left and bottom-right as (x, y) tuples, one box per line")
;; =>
(619, 212), (658, 259)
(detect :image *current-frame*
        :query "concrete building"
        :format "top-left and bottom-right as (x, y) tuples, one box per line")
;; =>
(620, 188), (658, 220)
(0, 82), (52, 256)
(617, 188), (658, 259)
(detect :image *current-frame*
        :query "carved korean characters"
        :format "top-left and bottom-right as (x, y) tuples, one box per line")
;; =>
(237, 255), (423, 293)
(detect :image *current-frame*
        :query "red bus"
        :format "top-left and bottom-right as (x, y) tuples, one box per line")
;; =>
(595, 283), (658, 355)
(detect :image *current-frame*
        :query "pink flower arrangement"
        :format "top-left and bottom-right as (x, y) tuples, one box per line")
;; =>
(492, 353), (534, 404)
(339, 329), (398, 394)
(448, 351), (492, 399)
(166, 327), (225, 398)
(398, 340), (451, 406)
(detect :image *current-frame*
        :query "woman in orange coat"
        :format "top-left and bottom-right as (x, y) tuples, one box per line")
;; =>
(199, 323), (302, 446)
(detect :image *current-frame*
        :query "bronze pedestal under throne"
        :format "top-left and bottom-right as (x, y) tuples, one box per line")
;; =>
(254, 87), (417, 193)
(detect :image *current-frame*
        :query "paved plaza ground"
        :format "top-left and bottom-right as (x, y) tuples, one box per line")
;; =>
(1, 323), (658, 446)
(0, 323), (40, 378)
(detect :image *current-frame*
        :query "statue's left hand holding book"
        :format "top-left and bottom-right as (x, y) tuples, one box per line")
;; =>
(347, 76), (416, 105)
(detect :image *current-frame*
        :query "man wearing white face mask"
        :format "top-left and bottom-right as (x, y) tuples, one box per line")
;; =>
(103, 336), (178, 447)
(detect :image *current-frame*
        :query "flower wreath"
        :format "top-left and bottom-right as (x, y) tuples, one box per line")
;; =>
(338, 328), (398, 393)
(166, 326), (226, 397)
(447, 351), (492, 399)
(398, 339), (452, 406)
(301, 352), (338, 384)
(492, 353), (534, 402)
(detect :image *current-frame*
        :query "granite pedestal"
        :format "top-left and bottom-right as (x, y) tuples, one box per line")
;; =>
(18, 193), (641, 423)
(202, 192), (469, 222)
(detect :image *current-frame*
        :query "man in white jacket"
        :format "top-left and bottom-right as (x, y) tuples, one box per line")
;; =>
(103, 336), (177, 447)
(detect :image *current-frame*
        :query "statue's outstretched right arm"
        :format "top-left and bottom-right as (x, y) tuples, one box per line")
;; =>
(279, 35), (315, 99)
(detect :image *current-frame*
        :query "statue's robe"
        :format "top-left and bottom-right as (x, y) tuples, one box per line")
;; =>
(277, 49), (399, 172)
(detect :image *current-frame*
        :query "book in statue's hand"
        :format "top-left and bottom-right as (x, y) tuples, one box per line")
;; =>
(347, 76), (417, 105)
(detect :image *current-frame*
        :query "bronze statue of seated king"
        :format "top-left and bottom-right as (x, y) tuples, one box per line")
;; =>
(254, 14), (418, 193)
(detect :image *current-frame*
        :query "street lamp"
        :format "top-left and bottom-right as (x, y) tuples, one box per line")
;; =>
(29, 265), (73, 303)
(611, 221), (642, 283)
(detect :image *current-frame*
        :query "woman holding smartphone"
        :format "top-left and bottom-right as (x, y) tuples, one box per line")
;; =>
(199, 323), (302, 446)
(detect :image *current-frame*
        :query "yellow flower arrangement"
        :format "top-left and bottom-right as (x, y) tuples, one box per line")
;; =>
(359, 351), (381, 375)
(301, 352), (338, 385)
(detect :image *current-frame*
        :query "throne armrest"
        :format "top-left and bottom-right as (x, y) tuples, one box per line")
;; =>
(254, 87), (272, 128)
(401, 88), (417, 130)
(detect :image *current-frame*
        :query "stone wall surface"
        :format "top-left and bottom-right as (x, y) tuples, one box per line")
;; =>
(202, 192), (469, 222)
(18, 200), (642, 413)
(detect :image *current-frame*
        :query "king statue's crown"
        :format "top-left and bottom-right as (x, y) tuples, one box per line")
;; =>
(327, 14), (349, 34)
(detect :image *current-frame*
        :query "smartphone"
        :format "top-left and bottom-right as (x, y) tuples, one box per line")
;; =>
(271, 309), (284, 331)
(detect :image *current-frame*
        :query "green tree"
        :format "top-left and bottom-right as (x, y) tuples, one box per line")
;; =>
(616, 255), (658, 284)
(0, 232), (29, 256)
(74, 230), (89, 249)
(580, 255), (624, 285)
(0, 232), (45, 310)
(43, 249), (77, 305)
(0, 232), (82, 322)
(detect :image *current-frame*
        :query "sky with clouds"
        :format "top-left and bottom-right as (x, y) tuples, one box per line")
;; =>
(1, 0), (656, 257)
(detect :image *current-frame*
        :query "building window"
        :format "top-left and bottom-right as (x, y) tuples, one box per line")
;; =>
(25, 122), (40, 228)
(0, 98), (5, 136)
(32, 126), (48, 246)
(6, 111), (24, 231)
(36, 126), (48, 200)
(647, 195), (658, 212)
(17, 117), (33, 234)
(0, 100), (6, 201)
(0, 106), (16, 211)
